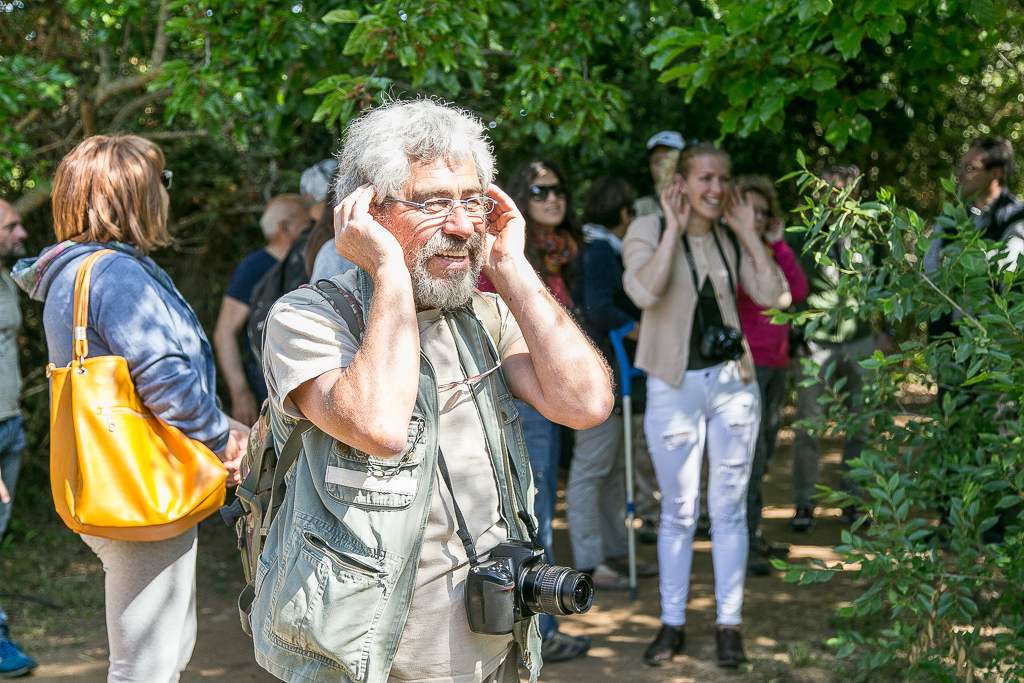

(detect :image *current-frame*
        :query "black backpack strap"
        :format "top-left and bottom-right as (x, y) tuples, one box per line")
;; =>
(304, 279), (364, 339)
(236, 417), (310, 636)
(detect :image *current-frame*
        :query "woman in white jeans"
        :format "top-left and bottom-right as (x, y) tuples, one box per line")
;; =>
(622, 142), (791, 668)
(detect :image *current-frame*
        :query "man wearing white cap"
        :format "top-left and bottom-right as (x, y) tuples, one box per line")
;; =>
(627, 131), (685, 544)
(633, 130), (686, 218)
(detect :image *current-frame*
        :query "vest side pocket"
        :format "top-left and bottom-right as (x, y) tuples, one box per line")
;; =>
(267, 529), (392, 681)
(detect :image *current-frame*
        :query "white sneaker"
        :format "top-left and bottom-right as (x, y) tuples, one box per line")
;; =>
(590, 564), (630, 590)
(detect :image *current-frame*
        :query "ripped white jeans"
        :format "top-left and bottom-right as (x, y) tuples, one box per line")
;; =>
(645, 361), (759, 627)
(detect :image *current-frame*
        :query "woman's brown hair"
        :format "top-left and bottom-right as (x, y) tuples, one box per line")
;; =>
(734, 174), (783, 222)
(52, 135), (170, 254)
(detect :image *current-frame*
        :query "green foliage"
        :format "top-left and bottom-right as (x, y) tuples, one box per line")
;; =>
(777, 158), (1024, 680)
(306, 0), (633, 147)
(645, 0), (1020, 151)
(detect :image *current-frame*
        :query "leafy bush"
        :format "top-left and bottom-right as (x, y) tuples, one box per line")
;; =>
(778, 153), (1024, 682)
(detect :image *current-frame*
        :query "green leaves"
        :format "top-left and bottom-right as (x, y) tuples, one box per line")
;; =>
(643, 0), (1021, 151)
(775, 160), (1024, 682)
(322, 8), (359, 23)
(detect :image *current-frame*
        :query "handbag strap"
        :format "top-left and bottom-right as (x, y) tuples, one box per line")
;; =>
(72, 249), (117, 366)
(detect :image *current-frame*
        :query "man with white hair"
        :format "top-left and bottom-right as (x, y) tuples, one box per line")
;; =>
(213, 194), (309, 424)
(251, 99), (613, 683)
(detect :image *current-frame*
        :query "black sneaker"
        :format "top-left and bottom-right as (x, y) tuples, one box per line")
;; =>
(839, 506), (870, 527)
(716, 627), (748, 668)
(540, 632), (590, 663)
(643, 624), (685, 666)
(605, 556), (659, 578)
(790, 505), (815, 533)
(760, 539), (791, 559)
(746, 552), (770, 576)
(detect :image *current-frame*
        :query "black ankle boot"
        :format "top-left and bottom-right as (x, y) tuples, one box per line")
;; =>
(643, 624), (685, 666)
(716, 626), (748, 668)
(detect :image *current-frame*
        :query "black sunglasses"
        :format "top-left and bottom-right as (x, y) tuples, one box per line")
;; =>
(161, 169), (173, 190)
(528, 183), (566, 201)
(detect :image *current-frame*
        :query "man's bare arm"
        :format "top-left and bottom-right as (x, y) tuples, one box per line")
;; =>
(483, 186), (612, 430)
(290, 186), (420, 458)
(212, 296), (259, 425)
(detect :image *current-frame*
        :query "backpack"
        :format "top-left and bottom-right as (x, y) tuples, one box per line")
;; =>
(221, 283), (502, 636)
(246, 228), (312, 367)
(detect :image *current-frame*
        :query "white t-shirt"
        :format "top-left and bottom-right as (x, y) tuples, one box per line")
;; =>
(263, 270), (524, 683)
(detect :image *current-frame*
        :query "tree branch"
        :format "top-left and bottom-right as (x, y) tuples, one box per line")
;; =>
(98, 44), (113, 91)
(89, 1), (169, 110)
(919, 272), (984, 332)
(12, 182), (53, 216)
(109, 88), (174, 131)
(996, 49), (1023, 93)
(151, 0), (171, 68)
(141, 129), (209, 140)
(14, 109), (41, 133)
(119, 17), (132, 76)
(92, 73), (161, 109)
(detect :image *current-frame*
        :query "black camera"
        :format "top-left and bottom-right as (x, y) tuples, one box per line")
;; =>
(465, 540), (595, 635)
(699, 324), (744, 363)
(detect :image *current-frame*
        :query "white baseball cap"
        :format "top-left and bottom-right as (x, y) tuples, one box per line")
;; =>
(300, 159), (339, 203)
(646, 131), (685, 153)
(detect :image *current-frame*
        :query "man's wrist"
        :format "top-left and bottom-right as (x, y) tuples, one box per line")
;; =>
(368, 261), (414, 291)
(485, 254), (538, 294)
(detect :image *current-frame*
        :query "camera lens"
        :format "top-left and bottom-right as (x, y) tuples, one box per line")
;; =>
(519, 564), (595, 616)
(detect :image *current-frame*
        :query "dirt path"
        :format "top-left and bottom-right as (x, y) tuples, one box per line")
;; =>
(20, 431), (863, 682)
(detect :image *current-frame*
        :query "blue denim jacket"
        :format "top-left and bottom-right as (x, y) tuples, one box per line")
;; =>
(251, 270), (542, 683)
(13, 241), (229, 452)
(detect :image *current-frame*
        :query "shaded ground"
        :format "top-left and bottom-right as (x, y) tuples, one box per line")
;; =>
(7, 428), (869, 682)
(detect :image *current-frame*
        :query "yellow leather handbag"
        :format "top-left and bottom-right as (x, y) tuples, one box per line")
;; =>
(46, 249), (227, 541)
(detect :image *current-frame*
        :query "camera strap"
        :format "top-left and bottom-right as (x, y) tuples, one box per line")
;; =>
(433, 309), (543, 570)
(437, 448), (481, 567)
(680, 225), (739, 336)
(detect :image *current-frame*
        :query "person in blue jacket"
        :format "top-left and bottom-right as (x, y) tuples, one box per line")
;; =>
(13, 135), (247, 683)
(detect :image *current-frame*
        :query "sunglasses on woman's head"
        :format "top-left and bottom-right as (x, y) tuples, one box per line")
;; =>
(528, 183), (566, 201)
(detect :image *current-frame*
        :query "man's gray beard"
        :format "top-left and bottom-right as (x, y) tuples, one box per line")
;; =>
(410, 230), (484, 311)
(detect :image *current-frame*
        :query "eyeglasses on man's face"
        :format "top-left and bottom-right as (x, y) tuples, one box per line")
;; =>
(161, 169), (173, 190)
(387, 196), (496, 217)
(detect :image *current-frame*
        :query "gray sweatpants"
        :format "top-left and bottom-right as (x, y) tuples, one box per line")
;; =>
(630, 413), (662, 523)
(792, 336), (873, 509)
(567, 412), (629, 570)
(82, 526), (198, 683)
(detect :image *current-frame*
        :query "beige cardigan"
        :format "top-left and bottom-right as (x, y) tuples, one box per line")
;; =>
(622, 214), (792, 388)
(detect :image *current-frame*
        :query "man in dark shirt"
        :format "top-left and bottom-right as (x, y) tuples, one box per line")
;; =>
(925, 137), (1024, 332)
(213, 194), (309, 424)
(955, 136), (1024, 249)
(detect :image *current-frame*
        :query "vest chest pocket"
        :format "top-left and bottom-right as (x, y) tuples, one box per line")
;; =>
(325, 417), (426, 509)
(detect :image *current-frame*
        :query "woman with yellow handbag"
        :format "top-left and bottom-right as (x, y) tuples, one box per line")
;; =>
(12, 135), (247, 683)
